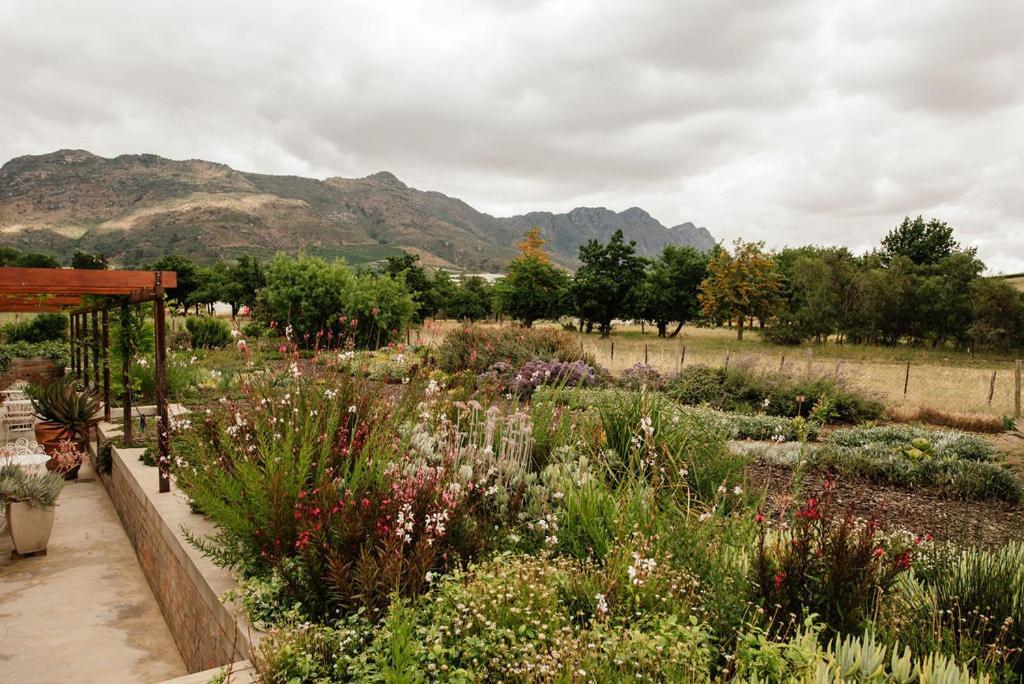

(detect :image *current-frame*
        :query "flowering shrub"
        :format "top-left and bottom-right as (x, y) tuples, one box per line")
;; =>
(619, 362), (665, 390)
(753, 484), (914, 638)
(175, 370), (540, 620)
(508, 359), (601, 396)
(258, 554), (712, 682)
(436, 325), (592, 374)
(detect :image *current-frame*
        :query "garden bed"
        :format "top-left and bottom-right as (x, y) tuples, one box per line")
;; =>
(747, 460), (1024, 547)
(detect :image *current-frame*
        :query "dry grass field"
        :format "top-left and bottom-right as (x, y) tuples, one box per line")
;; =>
(419, 320), (1023, 418)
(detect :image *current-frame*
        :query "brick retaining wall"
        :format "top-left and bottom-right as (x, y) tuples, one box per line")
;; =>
(0, 357), (61, 388)
(94, 422), (258, 673)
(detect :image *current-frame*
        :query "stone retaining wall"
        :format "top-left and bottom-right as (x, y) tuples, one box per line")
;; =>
(94, 422), (259, 674)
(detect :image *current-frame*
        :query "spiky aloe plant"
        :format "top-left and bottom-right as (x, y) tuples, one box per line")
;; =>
(30, 376), (101, 441)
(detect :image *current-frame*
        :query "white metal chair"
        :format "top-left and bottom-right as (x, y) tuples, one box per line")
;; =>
(0, 400), (35, 444)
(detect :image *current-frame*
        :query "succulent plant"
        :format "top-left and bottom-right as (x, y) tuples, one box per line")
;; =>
(30, 376), (101, 440)
(0, 465), (64, 508)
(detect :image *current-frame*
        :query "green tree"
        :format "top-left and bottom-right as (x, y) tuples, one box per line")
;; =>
(221, 256), (266, 316)
(384, 253), (433, 321)
(150, 255), (199, 310)
(571, 230), (648, 337)
(447, 276), (494, 322)
(257, 254), (414, 348)
(495, 230), (570, 327)
(638, 244), (708, 337)
(881, 216), (963, 266)
(189, 263), (232, 315)
(425, 271), (457, 319)
(16, 252), (60, 268)
(698, 240), (782, 340)
(968, 278), (1024, 352)
(70, 250), (108, 269)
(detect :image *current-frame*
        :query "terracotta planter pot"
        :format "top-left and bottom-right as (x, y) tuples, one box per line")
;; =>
(34, 421), (71, 452)
(6, 502), (56, 555)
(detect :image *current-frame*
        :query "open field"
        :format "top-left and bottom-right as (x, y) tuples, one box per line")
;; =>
(418, 320), (1023, 418)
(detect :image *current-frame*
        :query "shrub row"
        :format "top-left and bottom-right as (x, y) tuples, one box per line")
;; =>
(665, 364), (886, 423)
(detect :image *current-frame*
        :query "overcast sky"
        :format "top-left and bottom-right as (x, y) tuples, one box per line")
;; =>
(2, 1), (1022, 271)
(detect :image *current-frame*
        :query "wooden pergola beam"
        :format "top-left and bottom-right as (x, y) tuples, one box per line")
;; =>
(0, 266), (177, 495)
(0, 267), (177, 295)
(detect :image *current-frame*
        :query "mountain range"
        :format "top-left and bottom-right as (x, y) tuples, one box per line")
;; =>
(0, 149), (715, 270)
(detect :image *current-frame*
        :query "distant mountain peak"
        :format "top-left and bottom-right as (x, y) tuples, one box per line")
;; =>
(0, 149), (714, 269)
(363, 171), (407, 188)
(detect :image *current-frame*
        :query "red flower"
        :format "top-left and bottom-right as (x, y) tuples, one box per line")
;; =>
(895, 551), (911, 570)
(773, 572), (786, 589)
(754, 513), (766, 523)
(873, 546), (885, 558)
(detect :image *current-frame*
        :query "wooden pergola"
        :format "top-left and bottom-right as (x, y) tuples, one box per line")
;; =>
(0, 267), (178, 492)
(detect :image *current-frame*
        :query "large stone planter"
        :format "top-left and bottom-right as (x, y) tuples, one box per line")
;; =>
(6, 502), (56, 555)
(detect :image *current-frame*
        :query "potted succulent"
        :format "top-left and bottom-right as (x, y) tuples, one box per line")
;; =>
(0, 464), (65, 556)
(30, 377), (100, 478)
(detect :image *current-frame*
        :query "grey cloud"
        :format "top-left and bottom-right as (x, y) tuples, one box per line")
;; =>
(0, 0), (1021, 271)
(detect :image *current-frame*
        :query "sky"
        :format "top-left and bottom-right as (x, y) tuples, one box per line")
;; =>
(2, 0), (1022, 272)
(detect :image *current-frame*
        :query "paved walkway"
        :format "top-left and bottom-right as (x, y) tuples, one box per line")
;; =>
(0, 463), (186, 683)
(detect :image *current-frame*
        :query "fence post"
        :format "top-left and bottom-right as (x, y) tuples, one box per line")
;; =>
(610, 341), (614, 361)
(779, 354), (786, 372)
(903, 362), (911, 397)
(724, 350), (731, 369)
(988, 370), (997, 407)
(1015, 360), (1022, 419)
(680, 345), (686, 369)
(644, 344), (648, 365)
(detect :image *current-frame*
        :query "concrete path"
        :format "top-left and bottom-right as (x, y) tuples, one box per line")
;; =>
(0, 464), (186, 683)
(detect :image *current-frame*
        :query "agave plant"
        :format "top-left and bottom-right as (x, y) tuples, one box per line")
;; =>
(30, 376), (101, 441)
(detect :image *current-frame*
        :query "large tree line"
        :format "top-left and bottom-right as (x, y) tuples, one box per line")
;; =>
(386, 218), (1024, 352)
(2, 214), (1021, 353)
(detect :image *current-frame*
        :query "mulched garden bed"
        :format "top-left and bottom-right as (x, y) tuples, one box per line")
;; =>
(746, 460), (1024, 548)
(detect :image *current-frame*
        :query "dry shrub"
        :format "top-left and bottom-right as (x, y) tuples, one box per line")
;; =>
(888, 405), (1004, 434)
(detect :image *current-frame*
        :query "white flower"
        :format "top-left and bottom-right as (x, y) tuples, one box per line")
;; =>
(348, 405), (357, 414)
(732, 485), (743, 496)
(595, 593), (609, 615)
(717, 485), (727, 495)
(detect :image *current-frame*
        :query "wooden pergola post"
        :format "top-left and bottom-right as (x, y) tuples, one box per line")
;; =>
(69, 313), (77, 376)
(82, 312), (90, 388)
(121, 302), (133, 447)
(102, 309), (111, 422)
(154, 273), (171, 493)
(91, 310), (100, 391)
